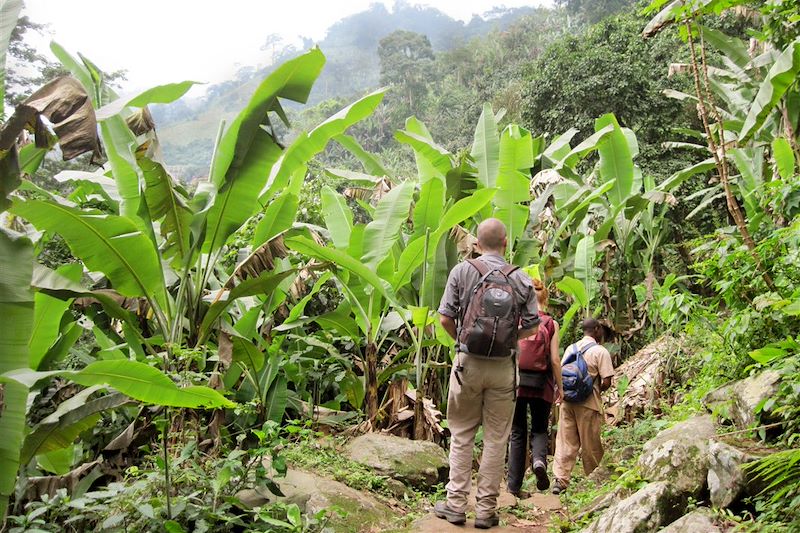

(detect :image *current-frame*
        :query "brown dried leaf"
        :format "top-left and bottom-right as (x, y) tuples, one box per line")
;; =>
(0, 76), (98, 160)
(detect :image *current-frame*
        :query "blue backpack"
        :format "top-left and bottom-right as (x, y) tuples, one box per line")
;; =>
(561, 342), (597, 403)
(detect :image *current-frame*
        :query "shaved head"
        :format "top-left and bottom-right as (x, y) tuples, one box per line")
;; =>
(582, 318), (606, 342)
(477, 218), (507, 253)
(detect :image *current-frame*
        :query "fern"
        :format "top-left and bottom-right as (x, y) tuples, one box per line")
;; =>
(745, 448), (800, 519)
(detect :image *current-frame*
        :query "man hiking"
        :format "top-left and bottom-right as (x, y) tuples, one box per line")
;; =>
(551, 318), (614, 495)
(434, 218), (540, 529)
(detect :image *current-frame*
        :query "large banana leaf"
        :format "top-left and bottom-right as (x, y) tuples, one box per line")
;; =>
(3, 360), (235, 408)
(0, 0), (22, 117)
(321, 186), (353, 249)
(31, 263), (145, 330)
(49, 44), (141, 217)
(471, 103), (500, 188)
(11, 200), (167, 310)
(404, 117), (449, 184)
(198, 269), (296, 342)
(556, 276), (588, 309)
(314, 304), (361, 339)
(99, 116), (142, 218)
(139, 157), (192, 267)
(394, 188), (496, 290)
(495, 126), (532, 252)
(740, 38), (800, 142)
(285, 236), (396, 305)
(658, 158), (716, 192)
(595, 114), (634, 207)
(772, 137), (796, 180)
(559, 124), (615, 169)
(334, 134), (388, 176)
(362, 181), (414, 268)
(542, 128), (579, 166)
(412, 179), (444, 239)
(95, 80), (198, 120)
(231, 335), (265, 373)
(49, 42), (97, 106)
(499, 125), (534, 172)
(573, 234), (595, 308)
(203, 48), (325, 254)
(29, 263), (82, 370)
(0, 229), (33, 521)
(260, 89), (386, 200)
(700, 26), (750, 71)
(395, 126), (452, 182)
(21, 389), (131, 465)
(252, 191), (298, 248)
(264, 375), (289, 423)
(420, 238), (450, 309)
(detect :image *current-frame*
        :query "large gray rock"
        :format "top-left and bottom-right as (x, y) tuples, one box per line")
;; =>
(578, 486), (626, 521)
(581, 482), (685, 533)
(346, 433), (448, 486)
(707, 441), (758, 508)
(638, 415), (716, 494)
(659, 509), (721, 532)
(705, 370), (781, 429)
(255, 469), (395, 532)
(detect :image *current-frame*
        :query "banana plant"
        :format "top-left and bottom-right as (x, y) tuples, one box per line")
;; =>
(2, 39), (385, 516)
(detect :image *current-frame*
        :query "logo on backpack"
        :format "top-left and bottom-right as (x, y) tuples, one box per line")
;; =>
(561, 342), (597, 402)
(457, 259), (520, 358)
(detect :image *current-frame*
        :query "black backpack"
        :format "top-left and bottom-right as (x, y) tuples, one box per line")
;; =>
(457, 259), (520, 358)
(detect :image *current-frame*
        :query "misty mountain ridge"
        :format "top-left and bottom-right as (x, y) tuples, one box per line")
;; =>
(152, 1), (544, 178)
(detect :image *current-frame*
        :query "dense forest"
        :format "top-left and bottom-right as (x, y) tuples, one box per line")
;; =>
(1, 0), (799, 532)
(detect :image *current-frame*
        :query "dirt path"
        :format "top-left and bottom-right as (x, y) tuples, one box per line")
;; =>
(411, 490), (562, 532)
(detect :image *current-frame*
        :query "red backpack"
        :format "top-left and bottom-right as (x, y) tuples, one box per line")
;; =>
(518, 313), (555, 373)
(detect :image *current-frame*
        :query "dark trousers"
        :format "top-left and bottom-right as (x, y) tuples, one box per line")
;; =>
(507, 397), (552, 493)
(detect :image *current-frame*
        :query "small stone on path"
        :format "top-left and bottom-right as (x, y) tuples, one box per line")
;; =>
(520, 493), (562, 511)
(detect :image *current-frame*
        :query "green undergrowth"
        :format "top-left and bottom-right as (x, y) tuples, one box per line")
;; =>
(549, 417), (659, 532)
(282, 435), (446, 529)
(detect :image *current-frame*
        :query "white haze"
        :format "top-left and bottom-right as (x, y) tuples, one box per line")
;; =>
(21, 0), (551, 96)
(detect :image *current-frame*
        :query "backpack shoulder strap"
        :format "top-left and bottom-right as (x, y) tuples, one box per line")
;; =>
(466, 258), (490, 277)
(562, 343), (579, 364)
(500, 264), (519, 277)
(577, 341), (597, 358)
(540, 315), (554, 343)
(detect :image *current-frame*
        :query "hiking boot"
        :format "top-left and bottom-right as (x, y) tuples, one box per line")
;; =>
(509, 488), (530, 499)
(533, 459), (550, 491)
(552, 479), (568, 495)
(434, 501), (466, 525)
(474, 514), (500, 529)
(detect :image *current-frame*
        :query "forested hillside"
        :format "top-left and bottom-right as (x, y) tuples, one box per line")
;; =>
(1, 0), (799, 532)
(153, 1), (547, 179)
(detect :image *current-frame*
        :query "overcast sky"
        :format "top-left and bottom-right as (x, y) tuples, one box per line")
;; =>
(21, 1), (550, 95)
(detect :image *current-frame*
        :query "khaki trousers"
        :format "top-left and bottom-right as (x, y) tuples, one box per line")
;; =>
(552, 402), (604, 483)
(446, 353), (515, 518)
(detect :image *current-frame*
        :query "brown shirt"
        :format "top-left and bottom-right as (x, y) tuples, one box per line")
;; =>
(564, 336), (614, 412)
(438, 253), (540, 355)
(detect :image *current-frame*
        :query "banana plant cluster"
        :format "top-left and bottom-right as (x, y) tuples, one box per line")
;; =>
(278, 100), (679, 425)
(0, 32), (391, 519)
(644, 0), (800, 292)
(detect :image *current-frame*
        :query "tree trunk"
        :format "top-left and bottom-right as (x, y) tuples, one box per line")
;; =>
(414, 388), (426, 440)
(366, 342), (379, 426)
(686, 20), (775, 290)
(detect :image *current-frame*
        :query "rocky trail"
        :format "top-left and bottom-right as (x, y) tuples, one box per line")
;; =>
(412, 489), (562, 532)
(236, 336), (792, 532)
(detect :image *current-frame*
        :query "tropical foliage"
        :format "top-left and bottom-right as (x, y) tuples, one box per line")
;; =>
(1, 0), (799, 531)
